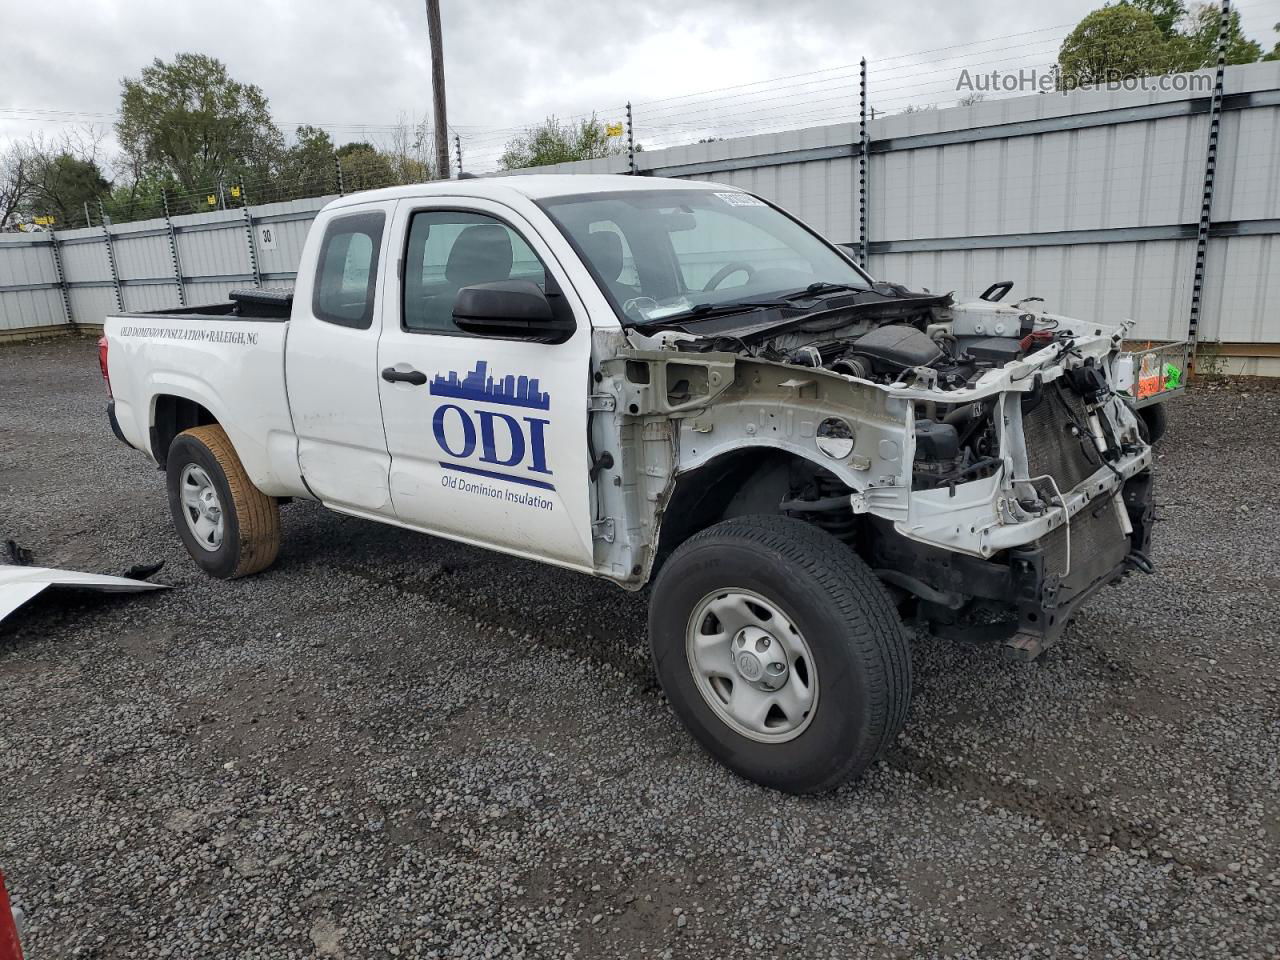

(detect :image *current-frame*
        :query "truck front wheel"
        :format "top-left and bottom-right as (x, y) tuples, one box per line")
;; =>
(166, 424), (280, 579)
(1138, 403), (1168, 444)
(649, 515), (911, 794)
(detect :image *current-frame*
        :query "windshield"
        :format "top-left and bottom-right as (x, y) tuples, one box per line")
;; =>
(538, 188), (872, 325)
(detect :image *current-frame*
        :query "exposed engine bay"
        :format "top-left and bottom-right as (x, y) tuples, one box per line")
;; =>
(639, 280), (1120, 498)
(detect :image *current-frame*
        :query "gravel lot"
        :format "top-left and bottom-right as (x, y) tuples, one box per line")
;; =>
(1, 336), (1277, 959)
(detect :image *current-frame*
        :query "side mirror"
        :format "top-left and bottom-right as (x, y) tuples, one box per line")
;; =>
(452, 280), (576, 344)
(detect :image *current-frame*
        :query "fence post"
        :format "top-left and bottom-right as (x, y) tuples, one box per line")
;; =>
(454, 134), (463, 177)
(161, 190), (187, 308)
(626, 101), (637, 175)
(239, 180), (262, 288)
(47, 228), (75, 326)
(858, 57), (870, 268)
(334, 155), (345, 196)
(1187, 0), (1231, 360)
(98, 199), (124, 314)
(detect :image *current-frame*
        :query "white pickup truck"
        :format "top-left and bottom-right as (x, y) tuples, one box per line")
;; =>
(101, 175), (1155, 793)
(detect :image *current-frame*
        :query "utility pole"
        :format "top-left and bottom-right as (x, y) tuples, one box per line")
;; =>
(425, 0), (450, 178)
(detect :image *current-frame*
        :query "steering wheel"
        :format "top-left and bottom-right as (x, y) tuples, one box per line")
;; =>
(703, 261), (756, 292)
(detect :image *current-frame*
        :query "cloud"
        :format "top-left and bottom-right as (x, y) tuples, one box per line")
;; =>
(16, 0), (1251, 171)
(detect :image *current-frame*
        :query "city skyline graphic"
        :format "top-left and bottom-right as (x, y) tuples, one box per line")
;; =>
(429, 361), (551, 410)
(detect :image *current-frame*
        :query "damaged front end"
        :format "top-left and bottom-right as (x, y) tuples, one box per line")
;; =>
(603, 282), (1154, 659)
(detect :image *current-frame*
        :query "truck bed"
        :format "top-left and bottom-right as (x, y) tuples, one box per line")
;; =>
(122, 288), (293, 322)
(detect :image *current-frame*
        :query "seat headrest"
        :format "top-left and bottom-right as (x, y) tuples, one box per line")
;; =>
(445, 224), (513, 287)
(581, 230), (624, 283)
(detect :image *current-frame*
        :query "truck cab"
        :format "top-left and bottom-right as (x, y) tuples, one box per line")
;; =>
(102, 175), (1155, 794)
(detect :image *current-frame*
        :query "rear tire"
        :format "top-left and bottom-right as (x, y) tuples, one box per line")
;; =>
(166, 424), (280, 579)
(649, 515), (911, 794)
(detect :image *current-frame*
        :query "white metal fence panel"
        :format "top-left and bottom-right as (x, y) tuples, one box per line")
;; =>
(0, 235), (64, 332)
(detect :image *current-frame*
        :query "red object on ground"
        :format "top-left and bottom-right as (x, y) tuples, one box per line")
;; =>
(0, 869), (22, 960)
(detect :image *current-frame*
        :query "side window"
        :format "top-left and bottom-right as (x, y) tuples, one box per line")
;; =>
(402, 210), (547, 334)
(313, 211), (385, 329)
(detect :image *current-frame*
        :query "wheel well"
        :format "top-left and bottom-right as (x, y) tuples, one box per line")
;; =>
(151, 395), (218, 465)
(653, 448), (845, 576)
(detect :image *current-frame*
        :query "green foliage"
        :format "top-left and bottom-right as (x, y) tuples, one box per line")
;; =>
(498, 114), (624, 170)
(27, 153), (110, 223)
(1058, 5), (1173, 85)
(336, 143), (395, 192)
(101, 175), (170, 224)
(280, 125), (339, 194)
(1130, 0), (1187, 38)
(117, 53), (284, 190)
(1059, 2), (1269, 86)
(1166, 6), (1263, 70)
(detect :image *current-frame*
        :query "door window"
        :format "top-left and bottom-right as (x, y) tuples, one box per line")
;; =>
(402, 210), (547, 334)
(313, 211), (385, 329)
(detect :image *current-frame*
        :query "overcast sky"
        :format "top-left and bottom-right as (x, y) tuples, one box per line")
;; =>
(3, 0), (1278, 171)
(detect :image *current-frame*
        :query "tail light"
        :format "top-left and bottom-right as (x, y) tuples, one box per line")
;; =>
(97, 335), (112, 399)
(0, 868), (23, 960)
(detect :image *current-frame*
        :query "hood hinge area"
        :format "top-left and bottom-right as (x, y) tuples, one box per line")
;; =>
(588, 394), (617, 412)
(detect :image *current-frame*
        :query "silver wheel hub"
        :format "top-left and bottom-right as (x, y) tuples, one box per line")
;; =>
(179, 464), (225, 552)
(686, 589), (818, 744)
(732, 627), (788, 690)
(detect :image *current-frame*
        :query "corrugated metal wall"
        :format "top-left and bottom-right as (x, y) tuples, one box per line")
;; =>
(2, 61), (1277, 350)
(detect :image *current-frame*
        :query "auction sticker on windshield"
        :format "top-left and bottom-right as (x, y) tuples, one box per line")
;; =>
(714, 192), (766, 207)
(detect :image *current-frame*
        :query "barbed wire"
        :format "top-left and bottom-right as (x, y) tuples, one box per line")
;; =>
(14, 7), (1279, 228)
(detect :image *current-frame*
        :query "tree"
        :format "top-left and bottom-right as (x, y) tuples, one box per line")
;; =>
(0, 143), (33, 231)
(1166, 5), (1263, 70)
(1059, 2), (1269, 88)
(117, 53), (284, 192)
(280, 125), (339, 195)
(1130, 0), (1187, 38)
(498, 114), (624, 170)
(336, 142), (395, 191)
(383, 114), (436, 185)
(1265, 22), (1280, 61)
(1058, 5), (1173, 86)
(27, 153), (110, 224)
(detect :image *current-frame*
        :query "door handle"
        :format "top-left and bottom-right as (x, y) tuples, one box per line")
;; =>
(381, 367), (427, 385)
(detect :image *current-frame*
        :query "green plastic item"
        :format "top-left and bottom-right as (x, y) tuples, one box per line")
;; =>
(1163, 363), (1182, 390)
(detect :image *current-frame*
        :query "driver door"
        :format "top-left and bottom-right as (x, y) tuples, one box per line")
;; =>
(376, 198), (596, 571)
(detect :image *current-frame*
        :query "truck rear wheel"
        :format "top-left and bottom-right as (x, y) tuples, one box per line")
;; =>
(166, 424), (280, 579)
(649, 515), (911, 794)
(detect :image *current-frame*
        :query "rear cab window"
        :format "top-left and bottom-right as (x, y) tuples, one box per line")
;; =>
(313, 211), (386, 329)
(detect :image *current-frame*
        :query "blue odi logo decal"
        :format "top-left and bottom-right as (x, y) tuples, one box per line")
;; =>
(429, 361), (554, 491)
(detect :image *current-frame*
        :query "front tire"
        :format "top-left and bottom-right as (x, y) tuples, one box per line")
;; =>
(166, 425), (280, 579)
(1138, 403), (1168, 444)
(649, 515), (911, 794)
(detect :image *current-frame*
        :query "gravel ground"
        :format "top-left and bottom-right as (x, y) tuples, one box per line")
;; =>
(1, 336), (1276, 959)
